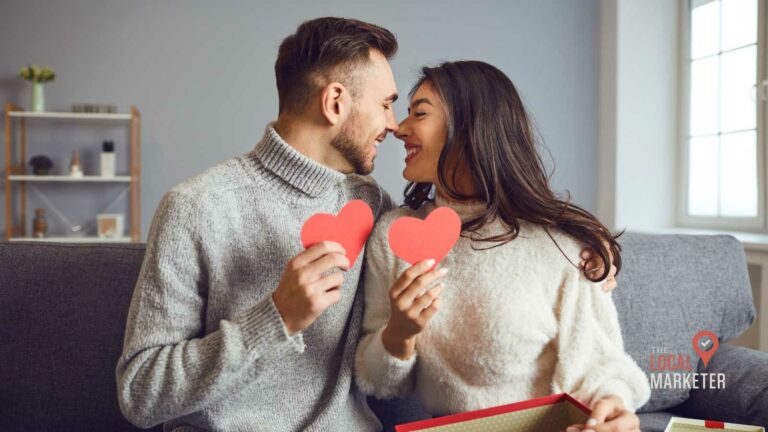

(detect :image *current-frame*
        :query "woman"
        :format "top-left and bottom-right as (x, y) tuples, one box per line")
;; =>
(355, 61), (650, 432)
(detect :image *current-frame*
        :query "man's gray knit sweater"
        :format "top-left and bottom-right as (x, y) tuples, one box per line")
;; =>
(116, 125), (393, 431)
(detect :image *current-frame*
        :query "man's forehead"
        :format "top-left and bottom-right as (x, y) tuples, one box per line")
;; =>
(365, 53), (398, 98)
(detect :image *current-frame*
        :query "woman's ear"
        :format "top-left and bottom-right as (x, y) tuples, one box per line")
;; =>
(320, 82), (349, 126)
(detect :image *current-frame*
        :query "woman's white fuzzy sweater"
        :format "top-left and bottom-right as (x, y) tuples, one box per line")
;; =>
(354, 196), (651, 416)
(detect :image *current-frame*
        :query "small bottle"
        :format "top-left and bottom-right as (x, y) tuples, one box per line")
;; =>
(70, 149), (83, 177)
(100, 140), (115, 177)
(33, 208), (47, 238)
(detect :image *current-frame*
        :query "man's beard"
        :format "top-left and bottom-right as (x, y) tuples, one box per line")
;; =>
(330, 110), (374, 175)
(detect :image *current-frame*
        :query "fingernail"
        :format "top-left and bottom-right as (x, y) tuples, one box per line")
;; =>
(566, 427), (580, 432)
(425, 259), (435, 267)
(583, 429), (595, 432)
(587, 419), (598, 426)
(439, 267), (448, 275)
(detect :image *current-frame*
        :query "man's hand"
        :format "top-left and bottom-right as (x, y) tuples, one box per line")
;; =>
(579, 247), (617, 292)
(566, 396), (639, 432)
(381, 259), (447, 360)
(272, 241), (350, 335)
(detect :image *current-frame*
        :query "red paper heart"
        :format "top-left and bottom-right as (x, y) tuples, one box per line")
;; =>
(388, 207), (462, 266)
(300, 200), (374, 265)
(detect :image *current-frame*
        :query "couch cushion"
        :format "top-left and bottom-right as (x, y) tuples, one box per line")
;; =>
(671, 343), (768, 427)
(0, 241), (159, 432)
(613, 233), (754, 412)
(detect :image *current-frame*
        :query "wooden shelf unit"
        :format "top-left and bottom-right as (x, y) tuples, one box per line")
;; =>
(3, 103), (142, 242)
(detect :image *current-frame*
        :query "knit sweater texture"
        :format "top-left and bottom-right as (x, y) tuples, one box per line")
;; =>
(355, 196), (651, 416)
(116, 125), (392, 431)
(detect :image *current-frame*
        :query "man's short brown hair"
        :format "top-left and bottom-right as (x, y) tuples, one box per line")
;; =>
(275, 17), (397, 114)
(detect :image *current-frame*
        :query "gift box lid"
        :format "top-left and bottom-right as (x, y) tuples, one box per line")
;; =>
(395, 393), (590, 432)
(665, 417), (765, 432)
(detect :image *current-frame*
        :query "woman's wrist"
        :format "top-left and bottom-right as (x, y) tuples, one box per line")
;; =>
(381, 326), (416, 360)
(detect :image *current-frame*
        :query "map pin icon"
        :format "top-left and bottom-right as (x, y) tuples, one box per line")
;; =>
(692, 330), (719, 368)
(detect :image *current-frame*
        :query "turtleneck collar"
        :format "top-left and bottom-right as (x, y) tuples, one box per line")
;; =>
(246, 123), (346, 197)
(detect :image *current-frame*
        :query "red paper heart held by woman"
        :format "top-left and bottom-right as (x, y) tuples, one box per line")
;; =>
(300, 200), (374, 265)
(388, 207), (462, 266)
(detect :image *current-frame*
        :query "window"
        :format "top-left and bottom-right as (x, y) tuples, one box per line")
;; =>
(680, 0), (766, 230)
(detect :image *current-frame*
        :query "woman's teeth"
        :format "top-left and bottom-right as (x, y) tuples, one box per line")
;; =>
(407, 147), (419, 156)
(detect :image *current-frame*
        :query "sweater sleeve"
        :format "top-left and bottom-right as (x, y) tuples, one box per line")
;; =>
(354, 212), (418, 399)
(551, 270), (651, 413)
(115, 191), (304, 429)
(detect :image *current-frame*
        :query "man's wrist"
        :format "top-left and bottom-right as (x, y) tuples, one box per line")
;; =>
(271, 293), (298, 336)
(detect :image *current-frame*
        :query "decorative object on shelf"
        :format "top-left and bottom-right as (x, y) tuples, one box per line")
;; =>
(32, 208), (47, 238)
(97, 214), (124, 239)
(101, 140), (115, 177)
(29, 155), (54, 175)
(72, 104), (117, 113)
(69, 150), (83, 178)
(18, 64), (55, 112)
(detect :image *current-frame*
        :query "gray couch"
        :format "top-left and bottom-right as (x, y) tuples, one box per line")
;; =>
(1, 233), (767, 431)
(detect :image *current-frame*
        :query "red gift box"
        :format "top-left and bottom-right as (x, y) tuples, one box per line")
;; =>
(395, 393), (591, 432)
(665, 417), (765, 431)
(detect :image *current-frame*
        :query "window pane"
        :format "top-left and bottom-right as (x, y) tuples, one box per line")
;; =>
(691, 0), (720, 59)
(720, 130), (758, 217)
(720, 45), (757, 132)
(689, 136), (719, 216)
(690, 56), (719, 136)
(721, 0), (757, 50)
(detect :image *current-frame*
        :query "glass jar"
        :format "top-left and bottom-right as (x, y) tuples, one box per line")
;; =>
(33, 208), (47, 238)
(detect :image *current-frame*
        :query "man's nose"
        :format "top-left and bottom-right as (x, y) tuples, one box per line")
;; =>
(386, 111), (399, 134)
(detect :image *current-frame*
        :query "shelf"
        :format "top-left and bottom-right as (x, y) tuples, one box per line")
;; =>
(8, 111), (131, 120)
(8, 236), (132, 243)
(5, 103), (141, 242)
(8, 175), (132, 182)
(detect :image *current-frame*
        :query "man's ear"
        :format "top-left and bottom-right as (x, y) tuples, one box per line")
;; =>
(320, 82), (349, 126)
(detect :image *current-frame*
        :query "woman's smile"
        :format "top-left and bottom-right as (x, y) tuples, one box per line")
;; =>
(404, 143), (422, 163)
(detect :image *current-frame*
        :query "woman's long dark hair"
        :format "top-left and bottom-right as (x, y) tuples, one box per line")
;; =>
(403, 61), (621, 282)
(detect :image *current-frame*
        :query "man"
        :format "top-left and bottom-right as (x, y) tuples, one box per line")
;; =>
(116, 17), (616, 432)
(117, 17), (398, 431)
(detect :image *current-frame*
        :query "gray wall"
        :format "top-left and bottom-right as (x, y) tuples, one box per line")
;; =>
(0, 0), (599, 241)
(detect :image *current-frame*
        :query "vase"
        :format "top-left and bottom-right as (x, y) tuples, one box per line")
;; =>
(31, 82), (45, 112)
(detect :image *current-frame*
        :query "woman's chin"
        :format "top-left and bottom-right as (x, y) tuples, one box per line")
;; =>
(402, 167), (421, 183)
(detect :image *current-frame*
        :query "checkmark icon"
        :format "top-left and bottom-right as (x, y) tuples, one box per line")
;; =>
(693, 331), (719, 368)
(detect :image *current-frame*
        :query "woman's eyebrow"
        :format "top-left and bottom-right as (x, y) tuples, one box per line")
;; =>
(409, 98), (433, 109)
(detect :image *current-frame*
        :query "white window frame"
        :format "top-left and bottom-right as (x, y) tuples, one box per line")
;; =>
(677, 0), (768, 231)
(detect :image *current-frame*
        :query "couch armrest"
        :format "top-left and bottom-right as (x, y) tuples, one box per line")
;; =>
(671, 344), (768, 427)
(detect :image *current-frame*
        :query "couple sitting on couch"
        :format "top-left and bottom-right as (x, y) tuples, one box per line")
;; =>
(115, 17), (650, 432)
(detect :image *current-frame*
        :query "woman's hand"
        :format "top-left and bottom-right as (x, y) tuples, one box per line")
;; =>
(580, 247), (618, 292)
(566, 395), (640, 432)
(381, 259), (447, 360)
